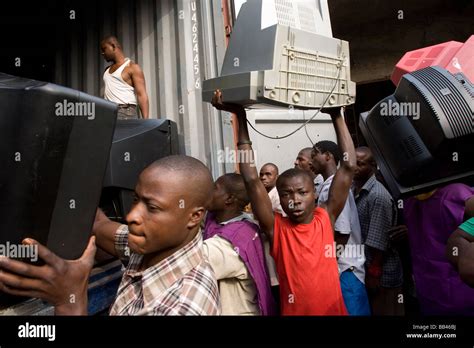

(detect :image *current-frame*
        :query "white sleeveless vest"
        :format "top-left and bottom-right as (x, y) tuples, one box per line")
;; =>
(103, 58), (137, 105)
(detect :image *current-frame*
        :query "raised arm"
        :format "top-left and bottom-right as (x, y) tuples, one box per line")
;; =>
(211, 90), (275, 242)
(325, 107), (357, 228)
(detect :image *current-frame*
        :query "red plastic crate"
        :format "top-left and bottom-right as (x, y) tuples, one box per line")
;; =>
(391, 35), (474, 86)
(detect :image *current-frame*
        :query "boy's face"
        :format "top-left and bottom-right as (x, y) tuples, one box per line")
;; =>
(125, 167), (201, 256)
(278, 175), (315, 224)
(354, 150), (374, 183)
(260, 165), (278, 191)
(100, 42), (115, 62)
(310, 148), (327, 176)
(294, 151), (313, 173)
(208, 177), (229, 212)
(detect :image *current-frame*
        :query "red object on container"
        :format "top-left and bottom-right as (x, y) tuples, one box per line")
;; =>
(391, 35), (474, 86)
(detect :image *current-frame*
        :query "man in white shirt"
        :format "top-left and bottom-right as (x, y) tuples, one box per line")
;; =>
(259, 163), (282, 301)
(259, 163), (284, 215)
(294, 147), (324, 199)
(100, 36), (149, 119)
(312, 140), (370, 315)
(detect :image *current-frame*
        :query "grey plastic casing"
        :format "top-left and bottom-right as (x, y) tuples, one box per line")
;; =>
(202, 0), (356, 109)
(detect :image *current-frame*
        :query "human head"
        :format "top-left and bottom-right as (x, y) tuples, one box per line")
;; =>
(294, 147), (316, 179)
(276, 168), (315, 224)
(125, 155), (213, 257)
(260, 163), (279, 192)
(311, 140), (342, 176)
(354, 146), (377, 184)
(208, 173), (250, 213)
(100, 36), (123, 62)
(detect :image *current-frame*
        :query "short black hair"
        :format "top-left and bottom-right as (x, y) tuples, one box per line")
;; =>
(145, 155), (214, 208)
(261, 163), (279, 175)
(356, 146), (377, 167)
(219, 173), (250, 209)
(299, 147), (313, 158)
(313, 140), (342, 165)
(276, 168), (314, 191)
(101, 35), (122, 49)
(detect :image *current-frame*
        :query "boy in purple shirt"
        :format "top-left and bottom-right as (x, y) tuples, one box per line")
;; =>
(404, 183), (474, 315)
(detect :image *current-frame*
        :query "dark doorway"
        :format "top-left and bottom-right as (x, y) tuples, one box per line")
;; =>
(349, 80), (397, 147)
(0, 1), (69, 82)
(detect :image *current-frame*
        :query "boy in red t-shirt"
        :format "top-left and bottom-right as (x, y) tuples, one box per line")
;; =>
(211, 90), (356, 315)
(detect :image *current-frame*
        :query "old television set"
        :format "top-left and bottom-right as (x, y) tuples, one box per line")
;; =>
(202, 0), (356, 109)
(0, 72), (117, 261)
(359, 66), (474, 198)
(100, 119), (179, 222)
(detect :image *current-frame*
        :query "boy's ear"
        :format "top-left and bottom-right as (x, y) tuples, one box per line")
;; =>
(187, 206), (206, 229)
(224, 193), (235, 205)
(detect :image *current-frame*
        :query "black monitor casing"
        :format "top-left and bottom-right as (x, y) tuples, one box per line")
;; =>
(359, 66), (474, 198)
(0, 73), (117, 260)
(100, 119), (179, 221)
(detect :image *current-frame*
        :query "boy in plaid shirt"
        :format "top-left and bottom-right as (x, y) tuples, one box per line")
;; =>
(0, 155), (220, 315)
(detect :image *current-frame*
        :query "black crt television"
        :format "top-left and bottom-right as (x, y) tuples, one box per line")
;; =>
(359, 66), (474, 199)
(100, 119), (179, 222)
(0, 72), (117, 261)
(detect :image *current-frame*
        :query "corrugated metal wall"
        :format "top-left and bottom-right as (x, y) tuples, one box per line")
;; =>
(53, 0), (235, 178)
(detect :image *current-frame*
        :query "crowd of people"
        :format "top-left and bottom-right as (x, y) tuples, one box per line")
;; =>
(0, 65), (472, 315)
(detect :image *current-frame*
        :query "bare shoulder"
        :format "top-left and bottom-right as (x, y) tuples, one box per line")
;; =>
(127, 61), (143, 73)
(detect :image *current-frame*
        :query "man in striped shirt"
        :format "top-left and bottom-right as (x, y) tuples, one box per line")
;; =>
(108, 223), (219, 315)
(353, 147), (403, 315)
(0, 155), (220, 315)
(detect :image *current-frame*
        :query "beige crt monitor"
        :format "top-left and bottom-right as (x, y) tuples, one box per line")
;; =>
(203, 0), (356, 109)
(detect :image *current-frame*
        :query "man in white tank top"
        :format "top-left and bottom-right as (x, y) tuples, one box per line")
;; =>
(101, 36), (149, 120)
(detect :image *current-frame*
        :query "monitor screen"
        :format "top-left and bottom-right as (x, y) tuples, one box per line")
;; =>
(0, 73), (117, 260)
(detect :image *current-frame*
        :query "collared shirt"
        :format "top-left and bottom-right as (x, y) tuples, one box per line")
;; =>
(109, 225), (220, 315)
(203, 213), (259, 315)
(219, 212), (256, 226)
(314, 174), (324, 198)
(317, 174), (366, 284)
(354, 175), (403, 288)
